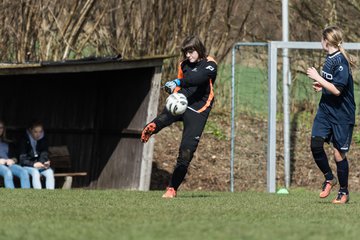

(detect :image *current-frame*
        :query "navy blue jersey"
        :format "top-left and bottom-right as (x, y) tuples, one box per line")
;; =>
(176, 56), (217, 113)
(317, 51), (355, 124)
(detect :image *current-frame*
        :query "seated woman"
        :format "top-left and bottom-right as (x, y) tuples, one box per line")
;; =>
(19, 120), (54, 189)
(0, 120), (30, 189)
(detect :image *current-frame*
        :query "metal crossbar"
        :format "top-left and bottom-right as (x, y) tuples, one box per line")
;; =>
(231, 41), (360, 193)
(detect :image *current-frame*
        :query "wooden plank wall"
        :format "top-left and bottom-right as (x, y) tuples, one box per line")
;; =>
(0, 67), (155, 188)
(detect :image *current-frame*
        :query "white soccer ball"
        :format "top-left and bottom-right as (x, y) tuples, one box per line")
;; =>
(166, 93), (188, 116)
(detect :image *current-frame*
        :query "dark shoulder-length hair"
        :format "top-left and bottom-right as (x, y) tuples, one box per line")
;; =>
(28, 119), (44, 130)
(181, 36), (207, 60)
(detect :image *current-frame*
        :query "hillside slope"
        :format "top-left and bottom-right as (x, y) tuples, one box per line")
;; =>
(150, 111), (360, 192)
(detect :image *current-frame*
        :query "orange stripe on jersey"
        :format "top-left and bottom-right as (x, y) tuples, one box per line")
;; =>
(177, 62), (184, 79)
(206, 56), (217, 64)
(197, 79), (214, 113)
(196, 56), (216, 112)
(174, 62), (183, 93)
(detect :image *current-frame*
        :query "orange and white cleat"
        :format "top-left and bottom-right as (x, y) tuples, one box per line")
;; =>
(319, 178), (337, 198)
(332, 191), (349, 204)
(141, 122), (157, 143)
(162, 187), (177, 198)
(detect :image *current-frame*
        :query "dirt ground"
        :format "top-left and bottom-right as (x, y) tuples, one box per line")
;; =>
(150, 111), (360, 193)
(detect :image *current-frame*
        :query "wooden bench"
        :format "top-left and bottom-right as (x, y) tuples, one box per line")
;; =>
(48, 146), (87, 189)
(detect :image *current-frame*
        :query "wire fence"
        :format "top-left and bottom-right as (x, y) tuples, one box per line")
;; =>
(227, 44), (360, 191)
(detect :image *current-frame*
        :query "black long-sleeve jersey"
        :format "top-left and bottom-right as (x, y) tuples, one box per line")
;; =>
(175, 56), (217, 114)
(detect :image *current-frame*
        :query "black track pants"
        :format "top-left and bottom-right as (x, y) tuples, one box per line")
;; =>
(152, 107), (210, 190)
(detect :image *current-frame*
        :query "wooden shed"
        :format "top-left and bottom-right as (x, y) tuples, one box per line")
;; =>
(0, 56), (167, 190)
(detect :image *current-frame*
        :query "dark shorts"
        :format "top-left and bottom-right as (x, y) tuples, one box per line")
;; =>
(312, 115), (354, 152)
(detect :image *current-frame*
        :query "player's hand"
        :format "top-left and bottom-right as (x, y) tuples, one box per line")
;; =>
(34, 162), (44, 169)
(313, 82), (322, 92)
(6, 159), (15, 166)
(307, 67), (321, 81)
(164, 79), (180, 94)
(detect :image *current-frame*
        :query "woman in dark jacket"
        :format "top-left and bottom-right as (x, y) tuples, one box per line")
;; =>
(19, 120), (54, 189)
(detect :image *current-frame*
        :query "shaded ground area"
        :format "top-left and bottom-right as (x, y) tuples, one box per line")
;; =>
(151, 111), (360, 192)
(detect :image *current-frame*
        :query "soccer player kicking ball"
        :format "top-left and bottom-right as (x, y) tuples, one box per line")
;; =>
(307, 26), (356, 204)
(140, 36), (217, 198)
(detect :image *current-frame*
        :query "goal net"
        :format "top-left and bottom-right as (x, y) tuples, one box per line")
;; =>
(230, 41), (360, 192)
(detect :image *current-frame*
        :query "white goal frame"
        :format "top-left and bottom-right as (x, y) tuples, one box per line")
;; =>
(231, 41), (360, 193)
(267, 41), (360, 193)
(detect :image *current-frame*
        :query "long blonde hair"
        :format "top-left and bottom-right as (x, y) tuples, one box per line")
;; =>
(322, 26), (356, 69)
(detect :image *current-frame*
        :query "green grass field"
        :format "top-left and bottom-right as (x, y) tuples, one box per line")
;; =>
(1, 188), (360, 240)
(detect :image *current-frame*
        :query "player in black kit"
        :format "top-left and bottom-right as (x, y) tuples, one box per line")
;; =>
(141, 36), (217, 198)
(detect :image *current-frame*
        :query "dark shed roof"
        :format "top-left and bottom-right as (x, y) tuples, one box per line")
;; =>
(0, 55), (172, 190)
(0, 55), (170, 75)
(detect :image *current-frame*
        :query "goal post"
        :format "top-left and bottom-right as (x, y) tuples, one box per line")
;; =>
(267, 41), (360, 193)
(231, 41), (360, 193)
